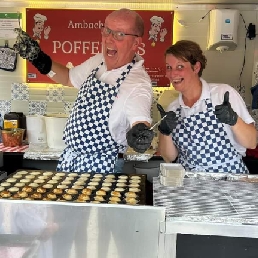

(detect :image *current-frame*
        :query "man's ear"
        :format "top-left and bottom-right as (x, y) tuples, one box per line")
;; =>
(133, 36), (142, 49)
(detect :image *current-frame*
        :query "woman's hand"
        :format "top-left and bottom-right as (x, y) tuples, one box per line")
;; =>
(215, 91), (238, 126)
(157, 103), (178, 135)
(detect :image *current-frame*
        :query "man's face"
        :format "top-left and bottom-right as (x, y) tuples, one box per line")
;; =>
(102, 15), (141, 71)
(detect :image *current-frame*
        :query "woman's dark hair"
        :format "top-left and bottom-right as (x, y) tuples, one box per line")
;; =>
(165, 40), (207, 77)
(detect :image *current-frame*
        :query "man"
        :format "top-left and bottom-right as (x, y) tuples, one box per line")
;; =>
(14, 8), (154, 173)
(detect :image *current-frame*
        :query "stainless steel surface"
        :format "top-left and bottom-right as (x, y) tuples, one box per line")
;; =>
(153, 173), (258, 225)
(153, 172), (258, 258)
(23, 148), (62, 160)
(0, 200), (165, 258)
(154, 172), (258, 258)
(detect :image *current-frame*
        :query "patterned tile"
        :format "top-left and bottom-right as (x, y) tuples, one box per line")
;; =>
(64, 101), (74, 115)
(152, 88), (164, 120)
(247, 104), (258, 134)
(0, 100), (11, 117)
(246, 104), (251, 113)
(153, 88), (164, 104)
(235, 84), (245, 101)
(253, 62), (258, 85)
(251, 111), (258, 130)
(46, 84), (64, 102)
(11, 83), (29, 101)
(28, 101), (47, 115)
(150, 88), (165, 137)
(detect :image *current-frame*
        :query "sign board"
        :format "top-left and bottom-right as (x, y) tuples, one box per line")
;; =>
(26, 9), (173, 86)
(0, 12), (22, 39)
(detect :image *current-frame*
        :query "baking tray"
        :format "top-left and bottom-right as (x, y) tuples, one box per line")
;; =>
(153, 171), (258, 225)
(0, 169), (147, 205)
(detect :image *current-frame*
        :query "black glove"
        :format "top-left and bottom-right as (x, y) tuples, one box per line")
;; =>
(126, 123), (154, 153)
(215, 91), (238, 126)
(13, 28), (52, 75)
(157, 103), (178, 135)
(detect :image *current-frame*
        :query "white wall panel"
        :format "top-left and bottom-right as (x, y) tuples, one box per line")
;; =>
(0, 5), (258, 117)
(10, 100), (29, 114)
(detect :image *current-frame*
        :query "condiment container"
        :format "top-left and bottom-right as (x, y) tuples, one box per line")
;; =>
(1, 128), (25, 147)
(44, 114), (68, 149)
(26, 115), (47, 149)
(159, 163), (185, 187)
(4, 112), (26, 140)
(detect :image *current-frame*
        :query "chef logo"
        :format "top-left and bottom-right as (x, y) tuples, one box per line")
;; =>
(32, 13), (51, 43)
(148, 15), (168, 47)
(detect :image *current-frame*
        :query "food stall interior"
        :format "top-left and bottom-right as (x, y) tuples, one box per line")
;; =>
(1, 0), (258, 256)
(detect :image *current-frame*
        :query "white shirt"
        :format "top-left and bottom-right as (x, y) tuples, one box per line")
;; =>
(167, 78), (254, 156)
(69, 53), (153, 147)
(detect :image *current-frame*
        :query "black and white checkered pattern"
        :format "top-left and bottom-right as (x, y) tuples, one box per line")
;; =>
(172, 99), (248, 173)
(57, 59), (135, 173)
(57, 147), (118, 173)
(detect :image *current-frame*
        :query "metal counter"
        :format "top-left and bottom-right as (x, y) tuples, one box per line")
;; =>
(153, 173), (258, 258)
(4, 169), (258, 258)
(23, 147), (62, 160)
(0, 200), (165, 258)
(23, 146), (156, 161)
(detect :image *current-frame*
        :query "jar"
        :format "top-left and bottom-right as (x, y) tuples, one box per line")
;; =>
(1, 128), (25, 147)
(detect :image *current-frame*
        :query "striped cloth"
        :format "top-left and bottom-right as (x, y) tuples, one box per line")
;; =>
(0, 143), (29, 153)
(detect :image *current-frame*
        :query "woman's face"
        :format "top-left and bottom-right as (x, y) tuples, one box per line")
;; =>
(165, 54), (200, 93)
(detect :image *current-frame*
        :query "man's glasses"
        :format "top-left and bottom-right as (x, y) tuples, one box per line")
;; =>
(101, 26), (139, 41)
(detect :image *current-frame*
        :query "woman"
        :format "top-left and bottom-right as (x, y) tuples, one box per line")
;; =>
(157, 40), (257, 173)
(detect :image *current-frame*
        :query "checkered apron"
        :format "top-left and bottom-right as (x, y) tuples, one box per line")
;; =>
(172, 98), (248, 173)
(57, 59), (135, 173)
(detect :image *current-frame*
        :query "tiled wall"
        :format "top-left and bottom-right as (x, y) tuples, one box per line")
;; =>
(0, 81), (174, 127)
(0, 83), (77, 117)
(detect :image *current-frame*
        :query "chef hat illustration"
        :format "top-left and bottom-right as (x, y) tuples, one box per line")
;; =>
(34, 13), (47, 23)
(150, 16), (164, 26)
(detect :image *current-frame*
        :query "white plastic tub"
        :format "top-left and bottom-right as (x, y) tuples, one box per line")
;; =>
(44, 114), (68, 150)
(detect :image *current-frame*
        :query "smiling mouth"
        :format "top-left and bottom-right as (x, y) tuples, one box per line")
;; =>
(171, 78), (184, 86)
(107, 47), (117, 57)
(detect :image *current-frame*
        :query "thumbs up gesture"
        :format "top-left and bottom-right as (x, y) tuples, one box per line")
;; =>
(157, 103), (178, 135)
(215, 91), (238, 126)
